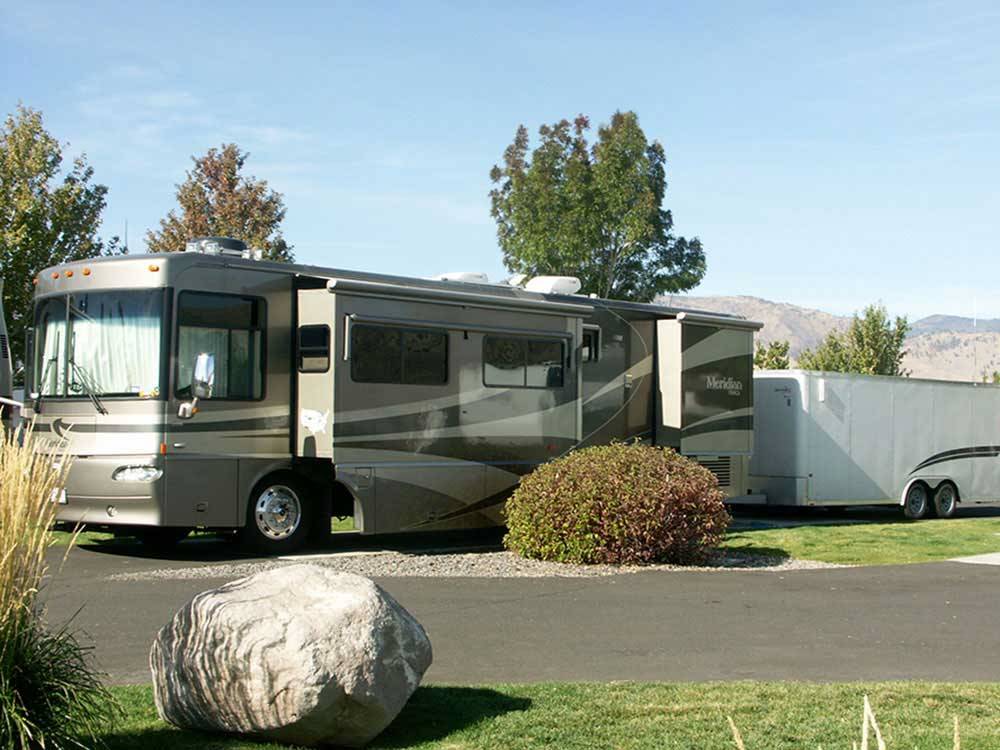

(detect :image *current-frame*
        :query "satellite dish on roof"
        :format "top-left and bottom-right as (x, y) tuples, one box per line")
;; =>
(433, 272), (490, 284)
(503, 273), (528, 287)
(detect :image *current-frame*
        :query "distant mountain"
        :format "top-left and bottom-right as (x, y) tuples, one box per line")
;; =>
(908, 315), (1000, 336)
(661, 294), (1000, 383)
(661, 294), (848, 357)
(903, 331), (1000, 381)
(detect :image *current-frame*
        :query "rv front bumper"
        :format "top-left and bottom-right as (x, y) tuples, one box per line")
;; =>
(55, 454), (165, 527)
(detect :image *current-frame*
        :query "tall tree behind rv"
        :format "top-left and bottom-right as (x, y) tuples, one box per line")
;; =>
(490, 111), (706, 301)
(798, 304), (909, 376)
(754, 339), (791, 369)
(0, 105), (118, 375)
(146, 143), (294, 262)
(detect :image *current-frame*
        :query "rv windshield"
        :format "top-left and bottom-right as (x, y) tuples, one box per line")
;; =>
(34, 291), (164, 398)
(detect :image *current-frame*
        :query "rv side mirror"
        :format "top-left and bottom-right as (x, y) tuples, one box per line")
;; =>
(178, 353), (215, 420)
(191, 353), (215, 399)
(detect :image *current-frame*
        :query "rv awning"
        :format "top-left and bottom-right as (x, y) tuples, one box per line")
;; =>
(674, 311), (764, 331)
(327, 277), (593, 317)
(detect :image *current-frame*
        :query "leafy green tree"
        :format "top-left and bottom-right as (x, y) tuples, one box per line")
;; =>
(146, 143), (293, 262)
(798, 305), (909, 376)
(0, 105), (118, 376)
(490, 111), (705, 301)
(754, 339), (791, 369)
(981, 370), (1000, 384)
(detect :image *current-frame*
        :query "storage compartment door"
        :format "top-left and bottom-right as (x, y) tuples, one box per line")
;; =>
(295, 288), (335, 458)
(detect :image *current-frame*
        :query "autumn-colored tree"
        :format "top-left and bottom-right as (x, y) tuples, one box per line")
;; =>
(754, 339), (791, 370)
(799, 305), (909, 376)
(0, 105), (119, 375)
(146, 144), (293, 261)
(490, 111), (705, 301)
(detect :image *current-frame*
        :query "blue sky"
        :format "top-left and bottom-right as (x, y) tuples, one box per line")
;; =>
(2, 1), (998, 319)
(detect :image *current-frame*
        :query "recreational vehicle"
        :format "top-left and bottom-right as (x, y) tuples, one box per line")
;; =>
(751, 369), (1000, 518)
(20, 237), (761, 553)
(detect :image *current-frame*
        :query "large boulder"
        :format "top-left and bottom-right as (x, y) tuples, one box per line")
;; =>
(149, 564), (432, 747)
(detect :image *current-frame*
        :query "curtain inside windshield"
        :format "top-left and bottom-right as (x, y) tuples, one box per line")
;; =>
(35, 291), (163, 398)
(35, 297), (67, 396)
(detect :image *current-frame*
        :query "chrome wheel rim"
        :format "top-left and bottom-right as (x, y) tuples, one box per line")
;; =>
(937, 485), (956, 515)
(254, 485), (301, 540)
(906, 485), (927, 516)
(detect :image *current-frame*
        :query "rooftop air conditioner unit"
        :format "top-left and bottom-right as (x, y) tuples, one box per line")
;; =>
(523, 276), (582, 295)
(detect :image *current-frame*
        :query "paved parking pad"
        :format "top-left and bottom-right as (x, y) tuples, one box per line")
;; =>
(40, 543), (1000, 685)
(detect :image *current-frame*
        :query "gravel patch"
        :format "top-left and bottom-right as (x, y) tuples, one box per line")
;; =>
(106, 549), (843, 582)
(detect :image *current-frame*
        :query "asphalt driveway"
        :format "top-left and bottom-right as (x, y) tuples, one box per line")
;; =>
(39, 533), (1000, 685)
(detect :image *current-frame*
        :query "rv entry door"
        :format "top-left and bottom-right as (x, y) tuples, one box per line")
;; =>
(295, 288), (335, 458)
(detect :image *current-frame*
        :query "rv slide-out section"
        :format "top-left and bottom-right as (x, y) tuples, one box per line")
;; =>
(751, 369), (1000, 517)
(655, 314), (762, 501)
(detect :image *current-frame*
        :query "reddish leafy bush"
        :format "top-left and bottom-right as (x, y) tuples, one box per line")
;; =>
(504, 443), (730, 565)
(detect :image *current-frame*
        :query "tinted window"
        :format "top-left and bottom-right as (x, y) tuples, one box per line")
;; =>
(298, 325), (330, 373)
(176, 292), (264, 400)
(403, 330), (448, 385)
(582, 329), (600, 363)
(526, 339), (564, 387)
(350, 324), (447, 385)
(483, 336), (564, 388)
(483, 337), (524, 387)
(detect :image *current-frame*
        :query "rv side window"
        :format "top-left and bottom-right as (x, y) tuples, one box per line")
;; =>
(176, 292), (265, 400)
(298, 325), (331, 373)
(483, 336), (564, 388)
(350, 324), (447, 385)
(582, 329), (600, 363)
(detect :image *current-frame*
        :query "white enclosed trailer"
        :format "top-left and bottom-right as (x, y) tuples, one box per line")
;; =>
(749, 369), (1000, 518)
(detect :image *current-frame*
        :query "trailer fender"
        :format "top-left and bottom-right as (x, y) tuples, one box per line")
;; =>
(898, 475), (960, 505)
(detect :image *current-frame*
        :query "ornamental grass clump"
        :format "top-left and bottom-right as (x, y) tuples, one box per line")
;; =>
(504, 443), (730, 565)
(0, 423), (117, 749)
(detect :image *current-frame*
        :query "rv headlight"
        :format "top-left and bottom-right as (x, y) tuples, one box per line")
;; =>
(112, 465), (162, 483)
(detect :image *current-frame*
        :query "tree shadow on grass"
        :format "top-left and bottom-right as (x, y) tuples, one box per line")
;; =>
(100, 686), (531, 750)
(373, 686), (532, 747)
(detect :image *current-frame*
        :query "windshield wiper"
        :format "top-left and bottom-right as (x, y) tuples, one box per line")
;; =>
(34, 357), (56, 412)
(34, 330), (61, 413)
(68, 360), (109, 415)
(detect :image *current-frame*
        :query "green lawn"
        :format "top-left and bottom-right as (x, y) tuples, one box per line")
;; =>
(101, 682), (999, 749)
(49, 528), (118, 547)
(723, 517), (1000, 566)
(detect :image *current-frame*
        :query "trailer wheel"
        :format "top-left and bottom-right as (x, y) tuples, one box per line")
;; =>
(903, 482), (930, 520)
(932, 482), (958, 519)
(240, 474), (312, 555)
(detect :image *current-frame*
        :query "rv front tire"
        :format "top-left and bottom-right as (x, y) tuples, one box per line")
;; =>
(240, 474), (312, 555)
(903, 482), (930, 520)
